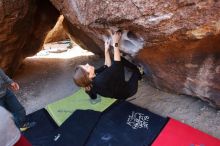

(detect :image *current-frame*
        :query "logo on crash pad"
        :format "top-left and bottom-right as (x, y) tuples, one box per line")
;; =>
(127, 111), (149, 129)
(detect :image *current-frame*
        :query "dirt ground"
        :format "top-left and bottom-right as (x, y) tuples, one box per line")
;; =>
(13, 43), (220, 139)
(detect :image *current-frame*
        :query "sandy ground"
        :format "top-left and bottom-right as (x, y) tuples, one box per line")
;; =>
(13, 42), (220, 139)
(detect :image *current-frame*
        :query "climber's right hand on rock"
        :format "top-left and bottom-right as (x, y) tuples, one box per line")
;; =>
(112, 30), (122, 46)
(105, 39), (111, 52)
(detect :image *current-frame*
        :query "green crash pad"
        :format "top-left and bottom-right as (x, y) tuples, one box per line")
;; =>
(45, 89), (116, 126)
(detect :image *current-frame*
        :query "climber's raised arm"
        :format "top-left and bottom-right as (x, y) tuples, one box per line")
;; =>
(112, 31), (122, 61)
(104, 39), (112, 67)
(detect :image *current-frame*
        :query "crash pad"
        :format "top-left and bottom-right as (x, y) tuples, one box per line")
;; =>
(22, 109), (58, 144)
(45, 89), (116, 126)
(152, 118), (220, 146)
(86, 101), (168, 146)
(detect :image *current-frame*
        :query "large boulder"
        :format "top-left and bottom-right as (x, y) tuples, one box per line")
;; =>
(0, 0), (219, 108)
(0, 0), (59, 75)
(50, 0), (220, 108)
(44, 15), (69, 43)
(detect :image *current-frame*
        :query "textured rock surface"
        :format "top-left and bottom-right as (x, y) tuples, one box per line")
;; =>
(62, 18), (103, 55)
(44, 15), (68, 43)
(0, 0), (220, 108)
(0, 0), (59, 75)
(50, 0), (220, 108)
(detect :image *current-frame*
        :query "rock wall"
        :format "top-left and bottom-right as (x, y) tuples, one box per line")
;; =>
(44, 15), (69, 43)
(50, 0), (220, 108)
(0, 0), (59, 75)
(0, 0), (220, 108)
(62, 18), (103, 55)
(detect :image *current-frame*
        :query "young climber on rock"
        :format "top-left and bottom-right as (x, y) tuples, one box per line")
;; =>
(73, 30), (143, 102)
(0, 68), (36, 131)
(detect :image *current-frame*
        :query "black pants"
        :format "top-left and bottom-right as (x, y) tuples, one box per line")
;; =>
(119, 57), (140, 98)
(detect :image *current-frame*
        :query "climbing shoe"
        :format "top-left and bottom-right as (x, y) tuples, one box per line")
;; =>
(137, 65), (145, 80)
(90, 95), (102, 104)
(20, 121), (37, 132)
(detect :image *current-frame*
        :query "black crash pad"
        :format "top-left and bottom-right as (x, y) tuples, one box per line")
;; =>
(86, 102), (168, 146)
(22, 109), (58, 141)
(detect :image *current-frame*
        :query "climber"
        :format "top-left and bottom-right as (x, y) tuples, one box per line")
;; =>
(73, 30), (143, 103)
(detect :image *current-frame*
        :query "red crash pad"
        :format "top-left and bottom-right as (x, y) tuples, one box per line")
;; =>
(152, 118), (220, 146)
(14, 135), (31, 146)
